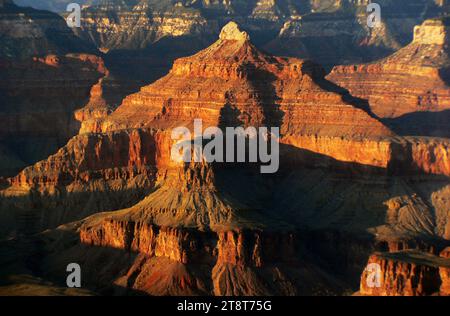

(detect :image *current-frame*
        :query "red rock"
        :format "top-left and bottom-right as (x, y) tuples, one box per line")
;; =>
(1, 21), (450, 297)
(0, 54), (107, 176)
(440, 247), (450, 295)
(360, 250), (450, 296)
(328, 18), (450, 121)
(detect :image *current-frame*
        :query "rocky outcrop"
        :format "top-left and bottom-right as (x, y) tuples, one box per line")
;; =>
(83, 22), (401, 171)
(1, 20), (450, 297)
(77, 217), (341, 296)
(74, 78), (111, 129)
(84, 20), (384, 138)
(0, 1), (95, 59)
(407, 137), (450, 176)
(71, 0), (448, 67)
(261, 1), (446, 67)
(0, 1), (102, 176)
(281, 135), (394, 170)
(76, 0), (211, 51)
(328, 18), (450, 137)
(0, 54), (107, 176)
(10, 128), (159, 188)
(74, 22), (450, 178)
(440, 247), (450, 295)
(360, 250), (450, 296)
(3, 23), (450, 238)
(0, 129), (162, 237)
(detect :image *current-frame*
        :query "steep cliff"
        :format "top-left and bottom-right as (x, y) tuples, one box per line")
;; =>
(0, 129), (161, 237)
(1, 20), (449, 296)
(328, 17), (450, 137)
(440, 247), (450, 295)
(80, 22), (403, 173)
(93, 22), (388, 135)
(359, 250), (450, 296)
(76, 220), (343, 295)
(0, 1), (103, 176)
(3, 22), (450, 234)
(0, 0), (95, 59)
(71, 0), (448, 66)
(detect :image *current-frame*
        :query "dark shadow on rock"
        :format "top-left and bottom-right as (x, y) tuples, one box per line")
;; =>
(301, 61), (380, 120)
(218, 96), (243, 129)
(0, 58), (102, 176)
(212, 143), (450, 290)
(245, 64), (285, 128)
(439, 67), (450, 87)
(382, 109), (450, 138)
(0, 185), (155, 239)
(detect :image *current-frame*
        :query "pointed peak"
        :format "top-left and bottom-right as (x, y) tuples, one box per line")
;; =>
(219, 22), (250, 42)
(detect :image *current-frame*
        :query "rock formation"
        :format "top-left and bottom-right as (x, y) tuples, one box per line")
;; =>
(0, 54), (107, 176)
(0, 1), (95, 59)
(0, 1), (105, 176)
(69, 0), (449, 67)
(75, 221), (342, 295)
(360, 250), (450, 296)
(328, 17), (450, 137)
(82, 22), (400, 170)
(440, 247), (450, 295)
(1, 20), (449, 296)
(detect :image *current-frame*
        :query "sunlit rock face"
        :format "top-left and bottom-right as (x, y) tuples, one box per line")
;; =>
(0, 1), (95, 59)
(359, 250), (450, 296)
(85, 22), (392, 141)
(328, 18), (450, 137)
(58, 0), (448, 67)
(1, 21), (448, 296)
(1, 0), (450, 296)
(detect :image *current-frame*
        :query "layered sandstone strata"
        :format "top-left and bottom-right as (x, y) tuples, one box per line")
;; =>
(75, 22), (450, 177)
(74, 78), (111, 127)
(9, 128), (160, 189)
(3, 23), (450, 235)
(0, 54), (107, 176)
(76, 217), (340, 295)
(360, 250), (450, 296)
(259, 1), (446, 67)
(89, 22), (391, 136)
(328, 18), (450, 132)
(80, 220), (296, 266)
(0, 1), (103, 176)
(76, 0), (211, 51)
(68, 0), (448, 67)
(1, 21), (450, 296)
(407, 137), (450, 176)
(0, 129), (162, 237)
(440, 247), (450, 295)
(80, 22), (402, 172)
(0, 1), (95, 59)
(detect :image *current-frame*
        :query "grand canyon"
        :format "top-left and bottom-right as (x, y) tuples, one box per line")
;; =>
(0, 0), (449, 297)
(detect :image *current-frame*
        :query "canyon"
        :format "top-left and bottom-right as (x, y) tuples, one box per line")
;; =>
(69, 0), (449, 67)
(359, 248), (450, 296)
(0, 1), (449, 297)
(0, 0), (104, 176)
(328, 17), (450, 137)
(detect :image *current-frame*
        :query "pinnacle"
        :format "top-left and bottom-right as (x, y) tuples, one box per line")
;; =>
(219, 21), (250, 42)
